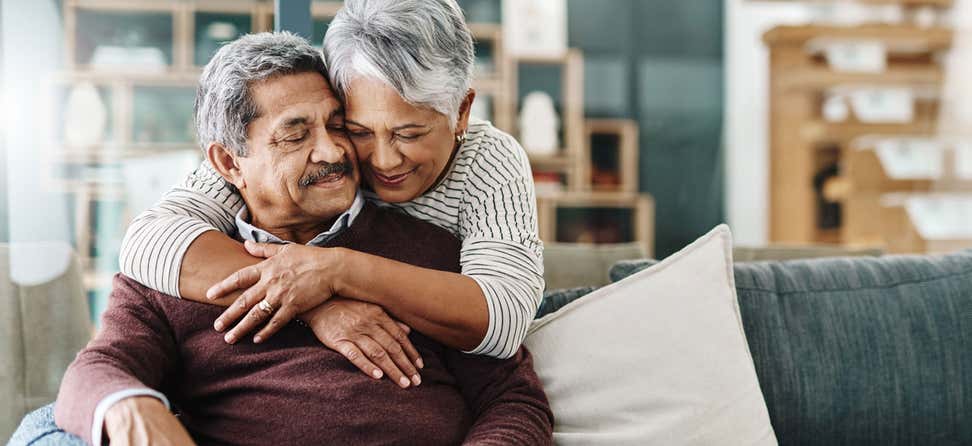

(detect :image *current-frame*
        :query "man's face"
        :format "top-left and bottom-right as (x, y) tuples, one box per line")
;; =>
(236, 71), (358, 229)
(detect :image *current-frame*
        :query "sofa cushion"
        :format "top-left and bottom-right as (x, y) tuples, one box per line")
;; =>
(612, 249), (972, 444)
(0, 244), (91, 441)
(732, 250), (972, 445)
(536, 286), (596, 318)
(524, 226), (777, 445)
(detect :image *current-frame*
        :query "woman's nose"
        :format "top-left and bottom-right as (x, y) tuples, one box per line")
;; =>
(370, 140), (403, 172)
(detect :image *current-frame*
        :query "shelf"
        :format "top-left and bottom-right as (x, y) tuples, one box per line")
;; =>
(536, 192), (654, 256)
(776, 66), (944, 91)
(803, 119), (939, 142)
(752, 0), (952, 5)
(763, 24), (953, 51)
(537, 191), (651, 207)
(873, 193), (972, 253)
(50, 144), (198, 162)
(311, 1), (343, 17)
(528, 153), (574, 169)
(56, 68), (202, 85)
(585, 119), (639, 193)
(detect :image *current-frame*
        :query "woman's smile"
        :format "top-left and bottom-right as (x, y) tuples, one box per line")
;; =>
(371, 167), (418, 187)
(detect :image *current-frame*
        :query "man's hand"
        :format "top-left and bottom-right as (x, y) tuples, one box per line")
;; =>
(104, 397), (195, 446)
(303, 298), (424, 389)
(209, 242), (345, 344)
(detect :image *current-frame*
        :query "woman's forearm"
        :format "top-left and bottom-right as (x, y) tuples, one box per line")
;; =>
(179, 231), (261, 306)
(333, 248), (489, 351)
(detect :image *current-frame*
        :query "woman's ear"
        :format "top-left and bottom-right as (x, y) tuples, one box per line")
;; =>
(206, 142), (246, 189)
(455, 88), (477, 135)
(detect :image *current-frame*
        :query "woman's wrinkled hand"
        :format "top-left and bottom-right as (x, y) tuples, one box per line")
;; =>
(208, 241), (344, 344)
(303, 298), (424, 388)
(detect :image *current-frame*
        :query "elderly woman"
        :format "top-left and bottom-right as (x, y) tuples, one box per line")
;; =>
(119, 0), (543, 388)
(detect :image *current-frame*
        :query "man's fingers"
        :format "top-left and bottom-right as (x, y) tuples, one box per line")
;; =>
(381, 319), (423, 371)
(357, 335), (412, 389)
(223, 301), (273, 344)
(334, 340), (383, 380)
(370, 327), (421, 386)
(395, 321), (411, 334)
(253, 305), (299, 343)
(207, 266), (261, 300)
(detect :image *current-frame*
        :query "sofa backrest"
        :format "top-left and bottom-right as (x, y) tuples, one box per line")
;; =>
(0, 245), (92, 441)
(609, 250), (972, 445)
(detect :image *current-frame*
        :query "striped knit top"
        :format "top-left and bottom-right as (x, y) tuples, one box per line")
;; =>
(118, 119), (544, 359)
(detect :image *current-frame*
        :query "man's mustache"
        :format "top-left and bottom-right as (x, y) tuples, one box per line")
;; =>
(299, 159), (354, 188)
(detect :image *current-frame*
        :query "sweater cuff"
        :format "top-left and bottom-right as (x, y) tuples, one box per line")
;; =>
(92, 388), (171, 446)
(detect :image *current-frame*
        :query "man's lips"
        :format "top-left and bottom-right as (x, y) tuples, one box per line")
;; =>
(372, 168), (416, 186)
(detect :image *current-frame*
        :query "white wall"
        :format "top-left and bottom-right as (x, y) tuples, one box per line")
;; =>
(724, 1), (814, 245)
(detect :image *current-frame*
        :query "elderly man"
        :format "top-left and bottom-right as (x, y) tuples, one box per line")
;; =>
(34, 32), (553, 445)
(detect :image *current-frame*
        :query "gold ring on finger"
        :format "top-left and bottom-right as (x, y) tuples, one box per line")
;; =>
(258, 299), (275, 315)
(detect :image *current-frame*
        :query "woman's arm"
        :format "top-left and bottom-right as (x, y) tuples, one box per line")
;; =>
(119, 161), (245, 299)
(178, 231), (259, 304)
(212, 243), (488, 351)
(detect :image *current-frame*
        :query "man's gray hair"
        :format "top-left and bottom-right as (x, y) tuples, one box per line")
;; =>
(195, 32), (327, 156)
(323, 0), (475, 128)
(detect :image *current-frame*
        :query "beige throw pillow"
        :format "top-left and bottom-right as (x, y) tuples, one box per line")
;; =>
(525, 225), (777, 445)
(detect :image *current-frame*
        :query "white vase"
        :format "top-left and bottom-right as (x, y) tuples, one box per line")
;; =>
(519, 91), (560, 156)
(63, 82), (108, 149)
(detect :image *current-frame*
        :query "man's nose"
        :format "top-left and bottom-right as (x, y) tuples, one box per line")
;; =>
(309, 131), (346, 164)
(370, 139), (403, 172)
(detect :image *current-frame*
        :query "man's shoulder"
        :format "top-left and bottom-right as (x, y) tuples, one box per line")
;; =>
(111, 274), (177, 308)
(363, 203), (459, 246)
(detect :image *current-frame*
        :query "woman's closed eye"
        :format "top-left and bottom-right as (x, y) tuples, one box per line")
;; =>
(395, 131), (429, 142)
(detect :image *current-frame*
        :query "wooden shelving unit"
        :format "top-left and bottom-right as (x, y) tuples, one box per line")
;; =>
(584, 119), (639, 193)
(764, 5), (972, 253)
(537, 192), (654, 257)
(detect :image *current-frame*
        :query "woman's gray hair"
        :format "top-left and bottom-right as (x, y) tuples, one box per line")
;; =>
(194, 32), (328, 156)
(323, 0), (475, 128)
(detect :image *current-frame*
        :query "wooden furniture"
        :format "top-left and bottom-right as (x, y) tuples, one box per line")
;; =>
(584, 119), (639, 193)
(537, 192), (654, 257)
(512, 49), (587, 190)
(762, 21), (970, 253)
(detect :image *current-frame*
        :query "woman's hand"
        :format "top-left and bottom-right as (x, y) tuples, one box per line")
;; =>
(209, 241), (345, 344)
(303, 298), (424, 388)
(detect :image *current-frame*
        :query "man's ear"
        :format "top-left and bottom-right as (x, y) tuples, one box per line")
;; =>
(455, 88), (476, 135)
(206, 142), (246, 189)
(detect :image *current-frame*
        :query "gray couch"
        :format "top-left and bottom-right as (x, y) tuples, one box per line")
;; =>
(0, 245), (92, 441)
(7, 245), (971, 445)
(603, 248), (972, 445)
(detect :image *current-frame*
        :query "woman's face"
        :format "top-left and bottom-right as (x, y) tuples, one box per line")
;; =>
(343, 77), (472, 203)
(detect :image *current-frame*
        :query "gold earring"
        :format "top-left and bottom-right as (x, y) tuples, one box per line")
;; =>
(455, 132), (467, 146)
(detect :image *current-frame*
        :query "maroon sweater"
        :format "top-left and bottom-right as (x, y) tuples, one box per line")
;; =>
(55, 203), (553, 445)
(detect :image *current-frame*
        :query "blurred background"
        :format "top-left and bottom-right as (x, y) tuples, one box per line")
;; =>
(2, 0), (972, 437)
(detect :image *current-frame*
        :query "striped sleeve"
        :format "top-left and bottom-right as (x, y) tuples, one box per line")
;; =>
(459, 132), (545, 359)
(118, 161), (244, 297)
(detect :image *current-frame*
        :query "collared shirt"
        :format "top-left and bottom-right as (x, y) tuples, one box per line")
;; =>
(234, 191), (365, 247)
